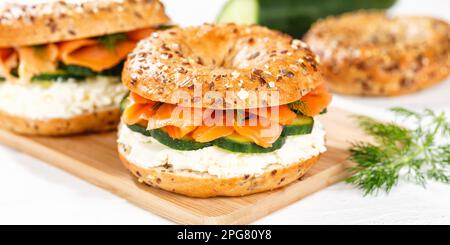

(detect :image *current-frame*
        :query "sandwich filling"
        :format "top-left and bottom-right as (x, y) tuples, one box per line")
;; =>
(119, 84), (331, 178)
(118, 119), (326, 178)
(0, 28), (158, 119)
(120, 84), (332, 152)
(0, 28), (155, 83)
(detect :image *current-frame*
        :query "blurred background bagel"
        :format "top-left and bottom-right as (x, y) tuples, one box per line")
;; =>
(304, 11), (450, 96)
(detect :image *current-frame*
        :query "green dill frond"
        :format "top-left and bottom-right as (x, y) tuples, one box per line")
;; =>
(390, 107), (419, 119)
(347, 108), (450, 195)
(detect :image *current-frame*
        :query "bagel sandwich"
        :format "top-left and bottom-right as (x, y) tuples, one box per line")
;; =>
(0, 0), (169, 136)
(304, 11), (450, 96)
(118, 24), (332, 198)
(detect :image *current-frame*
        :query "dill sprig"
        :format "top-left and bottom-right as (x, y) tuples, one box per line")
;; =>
(346, 107), (450, 196)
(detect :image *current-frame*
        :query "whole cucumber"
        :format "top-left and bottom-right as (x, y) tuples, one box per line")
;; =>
(218, 0), (396, 37)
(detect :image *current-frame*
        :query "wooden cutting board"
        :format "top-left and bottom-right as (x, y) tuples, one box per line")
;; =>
(0, 107), (364, 224)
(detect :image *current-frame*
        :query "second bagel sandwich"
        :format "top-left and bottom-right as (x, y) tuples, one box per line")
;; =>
(118, 24), (332, 197)
(0, 0), (169, 135)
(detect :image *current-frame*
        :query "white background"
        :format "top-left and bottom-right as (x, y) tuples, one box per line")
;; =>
(0, 0), (449, 225)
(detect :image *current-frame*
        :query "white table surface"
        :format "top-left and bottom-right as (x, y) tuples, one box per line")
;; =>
(0, 0), (449, 225)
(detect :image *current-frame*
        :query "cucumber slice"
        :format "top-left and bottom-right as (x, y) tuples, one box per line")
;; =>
(127, 124), (211, 151)
(217, 0), (259, 25)
(213, 133), (286, 153)
(58, 63), (97, 77)
(11, 67), (19, 78)
(58, 62), (124, 77)
(99, 61), (124, 77)
(128, 124), (152, 137)
(282, 116), (314, 136)
(151, 129), (212, 151)
(217, 0), (396, 37)
(119, 93), (130, 113)
(31, 61), (125, 82)
(31, 73), (86, 82)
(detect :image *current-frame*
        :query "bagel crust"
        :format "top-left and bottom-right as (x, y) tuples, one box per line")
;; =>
(304, 12), (450, 96)
(0, 107), (120, 136)
(0, 0), (170, 47)
(123, 24), (324, 109)
(119, 149), (320, 198)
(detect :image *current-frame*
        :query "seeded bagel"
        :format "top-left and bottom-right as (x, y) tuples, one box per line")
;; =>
(123, 23), (324, 109)
(118, 147), (320, 198)
(0, 0), (170, 47)
(304, 11), (450, 96)
(0, 107), (120, 136)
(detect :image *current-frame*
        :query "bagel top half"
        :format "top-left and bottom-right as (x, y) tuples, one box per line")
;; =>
(0, 0), (170, 47)
(122, 24), (324, 109)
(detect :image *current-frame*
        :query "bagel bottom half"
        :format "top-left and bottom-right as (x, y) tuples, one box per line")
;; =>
(0, 107), (120, 136)
(323, 65), (449, 97)
(118, 144), (320, 198)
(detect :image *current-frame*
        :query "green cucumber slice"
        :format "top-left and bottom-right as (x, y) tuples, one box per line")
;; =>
(119, 93), (130, 113)
(31, 73), (86, 82)
(128, 124), (152, 137)
(99, 61), (124, 77)
(217, 0), (259, 25)
(58, 62), (124, 77)
(151, 129), (212, 151)
(282, 116), (314, 136)
(31, 62), (125, 82)
(127, 124), (211, 151)
(58, 63), (97, 77)
(213, 133), (286, 153)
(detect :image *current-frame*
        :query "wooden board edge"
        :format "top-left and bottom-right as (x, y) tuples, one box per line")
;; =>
(198, 162), (353, 225)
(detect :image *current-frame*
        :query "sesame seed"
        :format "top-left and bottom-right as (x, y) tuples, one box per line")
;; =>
(160, 53), (172, 60)
(315, 55), (321, 64)
(231, 71), (240, 79)
(237, 89), (249, 100)
(179, 77), (192, 87)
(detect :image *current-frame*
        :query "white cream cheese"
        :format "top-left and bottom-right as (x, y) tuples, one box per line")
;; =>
(0, 77), (127, 119)
(118, 119), (327, 178)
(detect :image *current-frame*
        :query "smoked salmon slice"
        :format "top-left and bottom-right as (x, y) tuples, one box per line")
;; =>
(17, 44), (59, 82)
(126, 28), (156, 41)
(163, 125), (197, 139)
(300, 84), (332, 116)
(130, 92), (153, 104)
(191, 126), (234, 143)
(0, 48), (17, 80)
(58, 39), (136, 72)
(249, 105), (297, 125)
(0, 48), (14, 61)
(123, 102), (159, 125)
(147, 104), (204, 129)
(234, 117), (283, 148)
